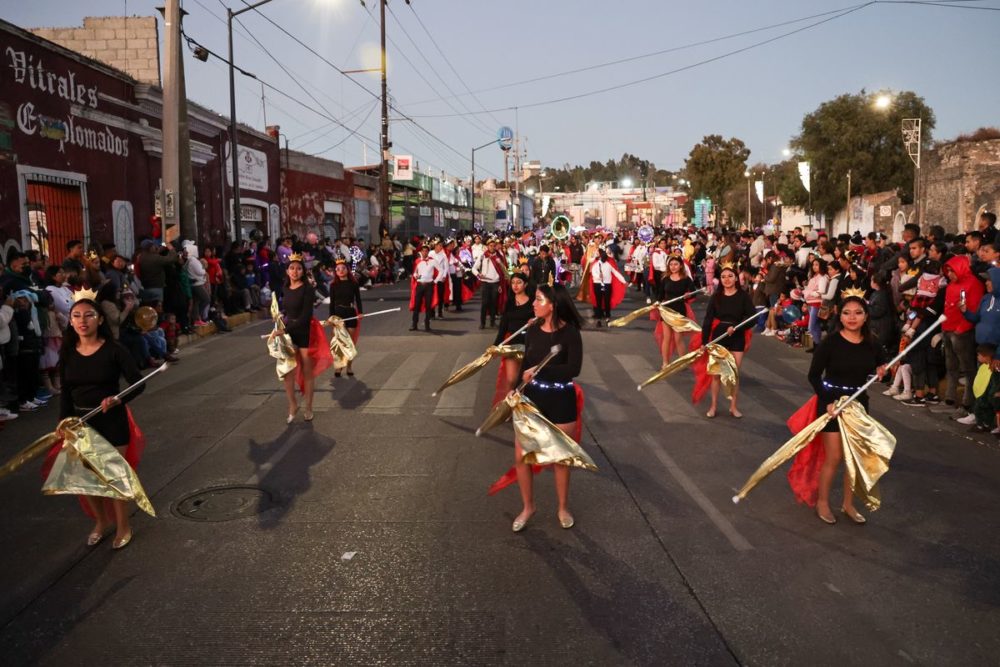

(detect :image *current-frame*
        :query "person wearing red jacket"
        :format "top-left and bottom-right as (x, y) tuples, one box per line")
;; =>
(941, 255), (985, 418)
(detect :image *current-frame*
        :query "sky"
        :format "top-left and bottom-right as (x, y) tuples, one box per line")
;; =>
(4, 0), (999, 183)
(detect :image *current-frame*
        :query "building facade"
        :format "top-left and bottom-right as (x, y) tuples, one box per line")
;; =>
(0, 19), (280, 266)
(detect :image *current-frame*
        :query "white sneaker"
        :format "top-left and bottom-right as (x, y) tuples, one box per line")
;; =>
(883, 387), (899, 396)
(761, 329), (774, 337)
(893, 391), (912, 401)
(18, 401), (39, 412)
(0, 408), (17, 421)
(646, 298), (652, 304)
(955, 414), (978, 425)
(958, 377), (967, 387)
(991, 427), (1000, 435)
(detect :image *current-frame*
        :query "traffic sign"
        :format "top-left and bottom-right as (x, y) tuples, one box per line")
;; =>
(497, 126), (514, 151)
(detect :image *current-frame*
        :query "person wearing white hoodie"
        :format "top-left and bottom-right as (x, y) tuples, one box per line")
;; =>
(184, 241), (210, 325)
(0, 290), (16, 421)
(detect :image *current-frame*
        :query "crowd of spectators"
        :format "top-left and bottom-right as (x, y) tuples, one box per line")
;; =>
(0, 230), (406, 425)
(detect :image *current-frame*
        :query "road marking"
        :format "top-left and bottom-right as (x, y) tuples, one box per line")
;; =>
(362, 352), (437, 414)
(613, 354), (699, 424)
(640, 432), (753, 552)
(433, 355), (482, 417)
(245, 429), (309, 485)
(580, 356), (627, 422)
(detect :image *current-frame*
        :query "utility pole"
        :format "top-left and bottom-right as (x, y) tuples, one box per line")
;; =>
(379, 0), (391, 239)
(161, 0), (196, 242)
(846, 169), (852, 235)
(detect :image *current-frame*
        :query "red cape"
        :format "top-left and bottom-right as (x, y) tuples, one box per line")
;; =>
(408, 258), (440, 312)
(488, 384), (585, 495)
(40, 407), (146, 519)
(691, 318), (753, 404)
(588, 258), (627, 309)
(786, 396), (825, 506)
(296, 318), (333, 392)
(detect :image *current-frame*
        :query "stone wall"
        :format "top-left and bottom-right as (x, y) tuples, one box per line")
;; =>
(29, 16), (160, 85)
(921, 138), (1000, 233)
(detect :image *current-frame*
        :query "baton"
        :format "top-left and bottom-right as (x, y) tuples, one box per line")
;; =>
(498, 317), (538, 346)
(326, 306), (401, 325)
(79, 363), (169, 423)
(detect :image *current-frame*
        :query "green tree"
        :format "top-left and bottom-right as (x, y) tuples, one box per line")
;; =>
(684, 135), (751, 221)
(790, 90), (935, 216)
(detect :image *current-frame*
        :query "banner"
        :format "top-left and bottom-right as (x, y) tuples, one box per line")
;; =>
(798, 161), (811, 193)
(754, 180), (764, 203)
(395, 155), (413, 181)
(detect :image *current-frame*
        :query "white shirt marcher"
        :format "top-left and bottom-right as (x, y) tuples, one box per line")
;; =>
(428, 249), (449, 283)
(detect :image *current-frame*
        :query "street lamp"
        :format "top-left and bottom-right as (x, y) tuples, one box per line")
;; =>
(227, 0), (275, 244)
(744, 170), (752, 228)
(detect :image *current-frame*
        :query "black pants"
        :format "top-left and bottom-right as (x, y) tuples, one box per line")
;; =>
(652, 270), (664, 301)
(451, 275), (464, 311)
(16, 351), (40, 403)
(481, 282), (499, 325)
(435, 281), (447, 316)
(593, 284), (611, 319)
(412, 283), (434, 327)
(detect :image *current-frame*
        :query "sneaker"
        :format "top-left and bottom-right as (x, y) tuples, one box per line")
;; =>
(0, 408), (18, 421)
(901, 396), (925, 407)
(646, 298), (652, 305)
(924, 394), (941, 404)
(36, 389), (53, 401)
(955, 413), (978, 425)
(893, 391), (912, 401)
(958, 377), (967, 387)
(31, 395), (49, 405)
(194, 320), (208, 327)
(990, 427), (1000, 436)
(762, 329), (776, 337)
(949, 408), (970, 421)
(968, 423), (989, 433)
(18, 401), (39, 412)
(882, 387), (899, 397)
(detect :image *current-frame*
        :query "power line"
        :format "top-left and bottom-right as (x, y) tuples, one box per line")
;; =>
(405, 2), (875, 118)
(382, 2), (495, 135)
(405, 2), (506, 128)
(402, 3), (871, 108)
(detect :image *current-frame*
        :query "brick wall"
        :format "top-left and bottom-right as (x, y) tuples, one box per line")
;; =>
(921, 138), (1000, 233)
(29, 16), (160, 85)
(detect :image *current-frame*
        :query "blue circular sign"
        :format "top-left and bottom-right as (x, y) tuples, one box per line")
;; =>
(497, 126), (514, 151)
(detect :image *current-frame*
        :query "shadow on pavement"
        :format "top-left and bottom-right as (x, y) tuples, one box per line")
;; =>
(522, 528), (733, 665)
(246, 424), (335, 530)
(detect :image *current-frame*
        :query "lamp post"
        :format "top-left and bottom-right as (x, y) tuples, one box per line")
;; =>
(470, 138), (498, 231)
(744, 170), (751, 229)
(227, 0), (274, 244)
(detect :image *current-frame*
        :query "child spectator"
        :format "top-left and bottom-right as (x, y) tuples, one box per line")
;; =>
(160, 311), (181, 355)
(883, 363), (913, 401)
(955, 344), (1000, 434)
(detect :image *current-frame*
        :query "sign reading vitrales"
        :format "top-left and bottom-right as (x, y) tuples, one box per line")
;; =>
(395, 155), (413, 181)
(693, 198), (712, 228)
(225, 140), (269, 192)
(497, 126), (514, 151)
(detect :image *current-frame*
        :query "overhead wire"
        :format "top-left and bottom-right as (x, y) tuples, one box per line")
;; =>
(405, 2), (876, 118)
(404, 2), (506, 128)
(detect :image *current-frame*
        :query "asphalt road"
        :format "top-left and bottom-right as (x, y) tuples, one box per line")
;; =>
(1, 282), (998, 666)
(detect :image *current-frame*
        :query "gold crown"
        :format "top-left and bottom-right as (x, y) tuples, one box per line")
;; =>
(334, 257), (347, 265)
(288, 252), (304, 263)
(73, 288), (99, 303)
(86, 250), (99, 261)
(719, 260), (737, 271)
(841, 287), (867, 300)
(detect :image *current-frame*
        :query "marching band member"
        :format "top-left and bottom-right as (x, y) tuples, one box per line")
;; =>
(493, 273), (534, 401)
(591, 249), (615, 327)
(649, 238), (669, 302)
(659, 255), (697, 365)
(791, 291), (886, 524)
(446, 239), (465, 313)
(329, 259), (363, 377)
(410, 245), (437, 332)
(474, 237), (507, 329)
(566, 235), (585, 289)
(429, 238), (450, 319)
(511, 284), (584, 532)
(281, 254), (331, 422)
(701, 264), (757, 419)
(55, 291), (145, 549)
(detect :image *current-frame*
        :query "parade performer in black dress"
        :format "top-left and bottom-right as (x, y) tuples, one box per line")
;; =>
(282, 255), (331, 423)
(492, 273), (534, 404)
(700, 265), (757, 418)
(789, 293), (886, 524)
(329, 259), (363, 377)
(658, 255), (697, 365)
(50, 291), (146, 549)
(510, 285), (584, 532)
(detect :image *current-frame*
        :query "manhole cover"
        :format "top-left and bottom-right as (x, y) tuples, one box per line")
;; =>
(172, 485), (275, 522)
